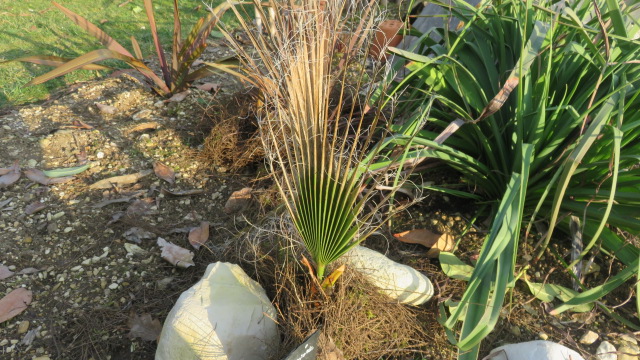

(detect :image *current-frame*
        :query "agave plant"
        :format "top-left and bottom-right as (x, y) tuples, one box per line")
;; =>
(5, 0), (242, 97)
(221, 0), (415, 280)
(371, 0), (640, 358)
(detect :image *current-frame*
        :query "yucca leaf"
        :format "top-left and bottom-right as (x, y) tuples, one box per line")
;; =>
(143, 0), (171, 87)
(26, 49), (170, 95)
(51, 1), (133, 58)
(3, 55), (110, 71)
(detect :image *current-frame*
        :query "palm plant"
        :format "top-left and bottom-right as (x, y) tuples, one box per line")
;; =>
(370, 0), (640, 358)
(221, 0), (414, 280)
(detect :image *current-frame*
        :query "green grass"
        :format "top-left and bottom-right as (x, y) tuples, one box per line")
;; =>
(0, 0), (235, 107)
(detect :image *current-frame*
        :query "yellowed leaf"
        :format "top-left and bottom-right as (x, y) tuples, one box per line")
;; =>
(321, 264), (345, 289)
(426, 233), (455, 258)
(393, 229), (441, 248)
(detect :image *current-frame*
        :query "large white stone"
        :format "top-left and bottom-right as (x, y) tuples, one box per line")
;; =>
(341, 245), (434, 305)
(155, 262), (279, 360)
(483, 340), (585, 360)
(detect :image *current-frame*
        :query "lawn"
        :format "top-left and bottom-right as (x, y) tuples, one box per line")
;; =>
(0, 0), (234, 107)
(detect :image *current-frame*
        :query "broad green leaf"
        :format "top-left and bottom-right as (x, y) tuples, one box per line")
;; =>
(524, 279), (593, 312)
(439, 252), (474, 281)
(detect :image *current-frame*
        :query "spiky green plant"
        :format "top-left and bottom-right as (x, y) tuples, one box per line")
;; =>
(222, 0), (414, 279)
(3, 0), (242, 97)
(371, 0), (640, 358)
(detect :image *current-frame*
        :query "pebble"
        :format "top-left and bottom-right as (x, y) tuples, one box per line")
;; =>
(580, 330), (599, 345)
(596, 341), (617, 360)
(96, 151), (105, 159)
(27, 159), (38, 167)
(0, 339), (8, 346)
(538, 333), (549, 340)
(510, 325), (522, 337)
(64, 227), (73, 233)
(108, 283), (118, 290)
(17, 320), (29, 334)
(618, 343), (640, 360)
(23, 236), (33, 244)
(33, 356), (51, 360)
(620, 334), (638, 345)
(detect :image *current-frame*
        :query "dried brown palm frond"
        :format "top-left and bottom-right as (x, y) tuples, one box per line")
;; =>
(218, 0), (417, 279)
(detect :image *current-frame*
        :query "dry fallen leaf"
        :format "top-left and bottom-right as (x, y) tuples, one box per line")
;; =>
(161, 188), (203, 196)
(89, 170), (152, 189)
(0, 161), (21, 188)
(0, 288), (33, 324)
(95, 102), (118, 114)
(0, 198), (13, 210)
(24, 169), (74, 185)
(165, 90), (190, 103)
(153, 162), (175, 185)
(124, 227), (156, 243)
(195, 83), (220, 92)
(425, 233), (455, 258)
(188, 221), (210, 250)
(128, 313), (162, 341)
(393, 229), (442, 247)
(0, 265), (14, 280)
(157, 237), (194, 268)
(24, 201), (47, 215)
(224, 187), (253, 214)
(127, 122), (160, 135)
(394, 229), (456, 258)
(126, 198), (155, 216)
(17, 268), (40, 275)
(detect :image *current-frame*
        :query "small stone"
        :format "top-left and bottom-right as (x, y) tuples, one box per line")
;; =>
(0, 339), (7, 346)
(23, 236), (33, 244)
(17, 321), (29, 334)
(33, 356), (51, 360)
(596, 341), (617, 360)
(510, 325), (522, 337)
(71, 265), (82, 272)
(64, 227), (73, 233)
(618, 344), (640, 360)
(538, 333), (549, 340)
(108, 283), (118, 290)
(580, 330), (599, 345)
(100, 278), (107, 289)
(8, 265), (16, 271)
(620, 334), (638, 345)
(96, 151), (105, 159)
(27, 159), (38, 168)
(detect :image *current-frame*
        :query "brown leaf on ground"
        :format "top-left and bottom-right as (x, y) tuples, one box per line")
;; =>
(89, 170), (152, 189)
(128, 313), (162, 341)
(123, 227), (156, 244)
(161, 188), (203, 196)
(195, 83), (220, 92)
(24, 169), (74, 185)
(0, 265), (14, 280)
(126, 198), (155, 216)
(0, 288), (33, 323)
(153, 162), (175, 184)
(224, 187), (253, 214)
(393, 229), (442, 247)
(127, 122), (160, 135)
(24, 201), (47, 215)
(425, 233), (455, 258)
(157, 237), (194, 268)
(95, 102), (118, 114)
(165, 90), (190, 103)
(188, 221), (210, 250)
(17, 268), (40, 275)
(0, 161), (21, 188)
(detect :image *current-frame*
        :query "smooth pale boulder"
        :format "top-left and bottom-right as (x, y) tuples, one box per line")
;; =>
(483, 340), (585, 360)
(155, 262), (279, 360)
(341, 245), (434, 305)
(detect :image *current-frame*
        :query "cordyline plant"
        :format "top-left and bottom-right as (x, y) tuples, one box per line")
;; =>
(6, 0), (243, 97)
(221, 0), (417, 280)
(371, 0), (640, 358)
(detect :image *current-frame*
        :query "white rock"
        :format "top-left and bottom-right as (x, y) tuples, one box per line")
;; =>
(580, 330), (599, 345)
(341, 245), (434, 305)
(483, 341), (585, 360)
(155, 262), (279, 360)
(596, 341), (617, 360)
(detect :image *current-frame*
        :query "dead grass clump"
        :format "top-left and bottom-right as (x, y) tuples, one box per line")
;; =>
(200, 93), (264, 172)
(230, 216), (437, 359)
